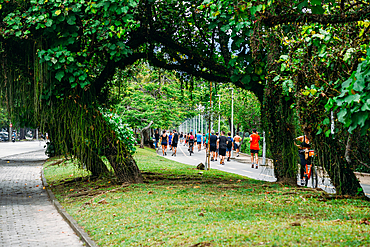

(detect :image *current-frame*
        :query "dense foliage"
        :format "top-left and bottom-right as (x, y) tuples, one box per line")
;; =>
(1, 0), (370, 195)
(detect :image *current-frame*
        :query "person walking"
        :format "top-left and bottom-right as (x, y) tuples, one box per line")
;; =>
(172, 129), (179, 156)
(154, 130), (160, 149)
(209, 130), (218, 161)
(168, 131), (173, 151)
(215, 132), (219, 161)
(180, 132), (184, 144)
(218, 131), (227, 165)
(196, 131), (203, 151)
(250, 128), (260, 168)
(160, 130), (168, 156)
(226, 132), (233, 162)
(233, 132), (241, 157)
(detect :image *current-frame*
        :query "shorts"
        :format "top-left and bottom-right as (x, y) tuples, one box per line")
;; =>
(169, 142), (172, 145)
(234, 143), (239, 150)
(226, 147), (232, 152)
(250, 149), (259, 154)
(197, 141), (201, 145)
(219, 148), (226, 156)
(161, 142), (167, 146)
(172, 143), (178, 147)
(210, 145), (216, 152)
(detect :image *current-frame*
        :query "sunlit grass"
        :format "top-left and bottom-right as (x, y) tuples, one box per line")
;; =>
(44, 148), (370, 246)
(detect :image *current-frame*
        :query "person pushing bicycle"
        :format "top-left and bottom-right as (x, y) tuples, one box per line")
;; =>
(294, 127), (312, 186)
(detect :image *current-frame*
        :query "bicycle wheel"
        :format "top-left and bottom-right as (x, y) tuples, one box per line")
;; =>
(311, 165), (318, 188)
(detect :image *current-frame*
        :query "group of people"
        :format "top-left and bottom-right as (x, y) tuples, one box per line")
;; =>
(154, 129), (180, 156)
(153, 128), (261, 168)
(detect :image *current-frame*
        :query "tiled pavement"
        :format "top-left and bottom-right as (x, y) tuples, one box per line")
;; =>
(0, 151), (83, 247)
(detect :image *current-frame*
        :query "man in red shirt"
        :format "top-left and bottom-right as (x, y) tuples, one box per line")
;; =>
(250, 128), (260, 169)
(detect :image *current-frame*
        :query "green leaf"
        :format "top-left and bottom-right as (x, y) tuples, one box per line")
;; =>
(67, 15), (76, 25)
(337, 108), (347, 123)
(325, 129), (331, 137)
(322, 118), (330, 125)
(45, 19), (53, 27)
(55, 70), (65, 81)
(241, 75), (251, 84)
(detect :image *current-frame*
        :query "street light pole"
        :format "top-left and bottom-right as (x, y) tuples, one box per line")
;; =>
(227, 88), (234, 158)
(216, 95), (221, 134)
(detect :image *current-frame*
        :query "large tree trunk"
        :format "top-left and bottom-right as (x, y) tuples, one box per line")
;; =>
(313, 131), (364, 196)
(105, 136), (143, 183)
(263, 84), (298, 185)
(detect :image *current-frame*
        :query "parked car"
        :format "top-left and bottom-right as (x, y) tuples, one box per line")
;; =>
(0, 132), (9, 142)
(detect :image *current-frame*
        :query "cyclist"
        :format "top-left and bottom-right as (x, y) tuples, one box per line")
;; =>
(295, 127), (312, 186)
(188, 131), (195, 154)
(160, 130), (168, 156)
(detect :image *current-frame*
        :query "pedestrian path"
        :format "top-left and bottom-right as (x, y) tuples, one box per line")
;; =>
(159, 143), (276, 183)
(0, 150), (83, 247)
(159, 143), (370, 197)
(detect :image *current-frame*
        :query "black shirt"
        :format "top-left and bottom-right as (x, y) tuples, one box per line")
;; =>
(173, 133), (179, 143)
(210, 134), (217, 146)
(155, 133), (160, 141)
(219, 135), (227, 149)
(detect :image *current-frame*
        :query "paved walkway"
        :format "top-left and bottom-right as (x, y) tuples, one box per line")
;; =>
(0, 150), (83, 247)
(159, 143), (370, 197)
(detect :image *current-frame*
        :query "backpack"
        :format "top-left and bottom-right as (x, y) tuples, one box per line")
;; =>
(227, 137), (232, 148)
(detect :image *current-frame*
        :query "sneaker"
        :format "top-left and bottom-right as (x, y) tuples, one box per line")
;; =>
(251, 164), (254, 168)
(211, 158), (214, 161)
(215, 159), (217, 161)
(236, 154), (239, 157)
(222, 162), (225, 165)
(227, 157), (230, 162)
(301, 179), (305, 186)
(255, 165), (258, 169)
(165, 152), (167, 156)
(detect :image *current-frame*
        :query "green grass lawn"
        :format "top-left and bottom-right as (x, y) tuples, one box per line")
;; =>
(44, 148), (370, 246)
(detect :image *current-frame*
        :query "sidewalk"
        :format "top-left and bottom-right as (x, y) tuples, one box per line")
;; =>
(0, 150), (83, 247)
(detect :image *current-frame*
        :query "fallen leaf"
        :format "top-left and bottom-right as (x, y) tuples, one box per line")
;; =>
(198, 212), (204, 216)
(291, 222), (301, 226)
(148, 191), (153, 194)
(193, 186), (200, 189)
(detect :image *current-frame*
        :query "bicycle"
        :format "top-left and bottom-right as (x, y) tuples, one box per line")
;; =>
(303, 150), (318, 188)
(188, 141), (194, 156)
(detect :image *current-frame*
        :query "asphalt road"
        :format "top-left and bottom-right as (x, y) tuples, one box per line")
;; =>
(159, 142), (370, 197)
(0, 140), (47, 159)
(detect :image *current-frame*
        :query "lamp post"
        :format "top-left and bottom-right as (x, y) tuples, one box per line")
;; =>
(216, 95), (221, 134)
(226, 87), (234, 158)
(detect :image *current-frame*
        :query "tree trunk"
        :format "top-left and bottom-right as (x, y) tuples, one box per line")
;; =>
(105, 136), (143, 183)
(263, 84), (298, 185)
(314, 133), (364, 196)
(140, 121), (153, 148)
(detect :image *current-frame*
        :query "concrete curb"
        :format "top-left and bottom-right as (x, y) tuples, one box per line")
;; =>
(41, 168), (98, 247)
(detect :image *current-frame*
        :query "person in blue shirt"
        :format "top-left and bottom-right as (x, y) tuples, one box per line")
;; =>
(168, 131), (173, 151)
(196, 132), (203, 151)
(226, 132), (234, 162)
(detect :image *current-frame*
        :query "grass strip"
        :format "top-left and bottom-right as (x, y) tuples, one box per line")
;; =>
(44, 148), (370, 246)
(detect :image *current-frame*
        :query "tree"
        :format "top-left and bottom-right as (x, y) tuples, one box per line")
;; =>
(115, 62), (197, 147)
